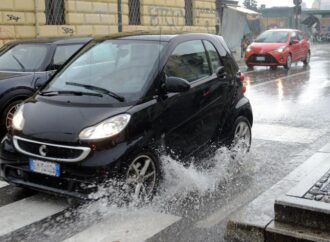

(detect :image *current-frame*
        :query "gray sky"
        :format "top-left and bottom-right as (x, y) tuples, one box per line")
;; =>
(239, 0), (314, 8)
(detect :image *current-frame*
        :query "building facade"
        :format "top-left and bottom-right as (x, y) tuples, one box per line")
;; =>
(0, 0), (217, 45)
(312, 0), (330, 9)
(260, 7), (295, 30)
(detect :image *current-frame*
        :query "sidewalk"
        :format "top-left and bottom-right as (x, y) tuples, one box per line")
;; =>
(225, 142), (330, 242)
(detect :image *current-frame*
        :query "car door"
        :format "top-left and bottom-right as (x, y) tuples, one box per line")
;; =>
(161, 39), (228, 157)
(298, 32), (308, 59)
(290, 32), (300, 61)
(199, 40), (230, 144)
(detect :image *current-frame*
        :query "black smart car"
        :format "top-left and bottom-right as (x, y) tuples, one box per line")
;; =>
(0, 33), (252, 200)
(0, 37), (92, 133)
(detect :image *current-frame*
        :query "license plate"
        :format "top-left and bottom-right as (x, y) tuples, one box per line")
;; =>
(256, 56), (265, 61)
(29, 159), (60, 177)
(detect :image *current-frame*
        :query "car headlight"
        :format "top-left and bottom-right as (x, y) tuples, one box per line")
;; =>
(79, 114), (131, 140)
(12, 105), (25, 131)
(275, 46), (286, 53)
(246, 46), (252, 52)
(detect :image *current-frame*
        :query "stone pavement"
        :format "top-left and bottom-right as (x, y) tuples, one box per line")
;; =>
(226, 142), (330, 242)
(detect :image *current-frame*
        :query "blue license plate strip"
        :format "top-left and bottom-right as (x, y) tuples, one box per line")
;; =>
(29, 159), (60, 177)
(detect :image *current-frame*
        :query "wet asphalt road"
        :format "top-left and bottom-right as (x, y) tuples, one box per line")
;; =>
(1, 44), (330, 242)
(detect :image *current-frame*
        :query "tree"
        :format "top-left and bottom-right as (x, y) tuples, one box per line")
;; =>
(243, 0), (258, 11)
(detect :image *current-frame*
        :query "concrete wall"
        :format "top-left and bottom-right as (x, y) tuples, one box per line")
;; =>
(0, 0), (217, 46)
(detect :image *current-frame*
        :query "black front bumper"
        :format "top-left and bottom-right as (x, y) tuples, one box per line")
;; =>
(1, 163), (98, 200)
(0, 135), (127, 200)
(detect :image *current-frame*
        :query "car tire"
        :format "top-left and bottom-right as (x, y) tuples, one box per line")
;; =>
(284, 54), (292, 70)
(247, 65), (254, 70)
(122, 151), (161, 201)
(1, 100), (24, 131)
(229, 116), (252, 153)
(303, 51), (311, 66)
(270, 66), (277, 70)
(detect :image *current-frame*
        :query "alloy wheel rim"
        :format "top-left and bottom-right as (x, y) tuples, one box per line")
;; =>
(6, 103), (21, 130)
(126, 155), (157, 200)
(234, 121), (251, 153)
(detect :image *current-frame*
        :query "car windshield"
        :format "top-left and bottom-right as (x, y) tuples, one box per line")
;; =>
(255, 31), (289, 43)
(44, 39), (165, 103)
(0, 44), (49, 72)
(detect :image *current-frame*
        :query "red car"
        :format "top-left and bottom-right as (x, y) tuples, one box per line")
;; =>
(245, 29), (310, 70)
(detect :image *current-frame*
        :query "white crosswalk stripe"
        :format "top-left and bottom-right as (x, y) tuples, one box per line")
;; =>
(0, 181), (8, 188)
(253, 124), (327, 144)
(0, 189), (182, 242)
(64, 210), (181, 242)
(0, 194), (68, 237)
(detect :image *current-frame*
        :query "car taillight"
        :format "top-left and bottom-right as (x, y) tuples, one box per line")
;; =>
(240, 73), (246, 93)
(242, 85), (247, 93)
(240, 73), (245, 82)
(90, 143), (97, 152)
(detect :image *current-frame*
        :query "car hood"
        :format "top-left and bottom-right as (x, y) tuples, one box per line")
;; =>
(249, 43), (288, 53)
(18, 98), (133, 143)
(0, 71), (34, 82)
(0, 71), (34, 81)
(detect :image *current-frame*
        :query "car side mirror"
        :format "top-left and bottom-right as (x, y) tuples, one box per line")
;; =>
(291, 39), (299, 45)
(165, 77), (190, 93)
(216, 66), (227, 79)
(34, 77), (46, 90)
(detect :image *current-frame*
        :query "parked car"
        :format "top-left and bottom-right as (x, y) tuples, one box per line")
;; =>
(0, 37), (92, 133)
(245, 29), (310, 70)
(0, 33), (253, 200)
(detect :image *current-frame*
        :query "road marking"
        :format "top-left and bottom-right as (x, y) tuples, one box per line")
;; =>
(64, 210), (181, 242)
(253, 124), (327, 144)
(0, 194), (68, 237)
(0, 181), (8, 188)
(320, 143), (330, 153)
(196, 186), (262, 229)
(252, 70), (311, 88)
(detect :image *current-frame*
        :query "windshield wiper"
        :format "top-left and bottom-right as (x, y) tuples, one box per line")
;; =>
(66, 82), (125, 102)
(38, 90), (103, 97)
(11, 54), (26, 71)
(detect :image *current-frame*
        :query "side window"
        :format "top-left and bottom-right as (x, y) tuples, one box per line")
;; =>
(164, 40), (210, 83)
(53, 44), (82, 66)
(297, 32), (304, 41)
(291, 32), (298, 42)
(203, 40), (223, 73)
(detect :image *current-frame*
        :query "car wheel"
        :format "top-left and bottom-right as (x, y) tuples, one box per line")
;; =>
(270, 66), (277, 70)
(230, 116), (252, 153)
(2, 100), (23, 131)
(303, 51), (311, 65)
(124, 152), (160, 201)
(284, 54), (292, 70)
(247, 65), (254, 70)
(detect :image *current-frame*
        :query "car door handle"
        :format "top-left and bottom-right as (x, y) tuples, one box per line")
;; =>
(203, 89), (211, 97)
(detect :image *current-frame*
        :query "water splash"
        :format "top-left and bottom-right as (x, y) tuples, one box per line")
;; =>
(83, 142), (255, 214)
(9, 144), (255, 242)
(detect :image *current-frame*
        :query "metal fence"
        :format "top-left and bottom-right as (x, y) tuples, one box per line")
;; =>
(45, 0), (65, 25)
(128, 0), (141, 25)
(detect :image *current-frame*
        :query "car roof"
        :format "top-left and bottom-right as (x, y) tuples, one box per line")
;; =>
(93, 32), (220, 42)
(266, 29), (300, 32)
(7, 37), (93, 45)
